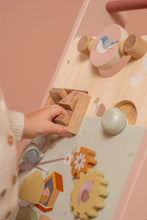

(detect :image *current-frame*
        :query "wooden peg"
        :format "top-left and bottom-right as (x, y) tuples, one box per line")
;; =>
(123, 34), (147, 59)
(77, 36), (94, 54)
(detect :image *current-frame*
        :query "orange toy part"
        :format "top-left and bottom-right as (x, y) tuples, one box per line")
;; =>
(36, 172), (63, 212)
(70, 147), (97, 178)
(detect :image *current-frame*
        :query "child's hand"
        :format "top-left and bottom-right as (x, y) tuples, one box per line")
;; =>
(23, 105), (72, 139)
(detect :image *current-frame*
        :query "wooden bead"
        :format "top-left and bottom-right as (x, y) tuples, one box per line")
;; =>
(123, 34), (147, 59)
(77, 36), (94, 54)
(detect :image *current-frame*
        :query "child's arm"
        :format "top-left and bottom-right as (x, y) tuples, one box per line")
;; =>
(23, 105), (72, 139)
(8, 110), (24, 142)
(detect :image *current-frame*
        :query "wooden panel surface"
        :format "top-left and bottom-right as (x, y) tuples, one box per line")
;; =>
(53, 36), (147, 127)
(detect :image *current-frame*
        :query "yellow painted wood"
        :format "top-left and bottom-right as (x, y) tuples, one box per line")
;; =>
(19, 171), (44, 204)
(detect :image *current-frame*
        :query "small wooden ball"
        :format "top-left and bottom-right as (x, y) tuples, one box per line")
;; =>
(101, 108), (127, 135)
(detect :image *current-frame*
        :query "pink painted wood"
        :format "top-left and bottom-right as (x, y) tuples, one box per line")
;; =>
(106, 0), (147, 13)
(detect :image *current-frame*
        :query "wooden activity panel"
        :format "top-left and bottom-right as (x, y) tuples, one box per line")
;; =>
(53, 33), (147, 128)
(18, 23), (147, 220)
(17, 116), (146, 220)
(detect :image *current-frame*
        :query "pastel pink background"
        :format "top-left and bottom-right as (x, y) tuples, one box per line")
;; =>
(0, 0), (147, 114)
(0, 0), (84, 113)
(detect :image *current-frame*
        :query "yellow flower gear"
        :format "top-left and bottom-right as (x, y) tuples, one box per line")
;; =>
(70, 169), (108, 220)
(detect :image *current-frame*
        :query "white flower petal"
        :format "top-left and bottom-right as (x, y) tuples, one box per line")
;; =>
(77, 164), (81, 171)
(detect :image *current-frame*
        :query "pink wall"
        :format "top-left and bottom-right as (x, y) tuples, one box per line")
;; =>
(1, 0), (147, 116)
(76, 0), (147, 37)
(76, 0), (127, 37)
(0, 0), (84, 114)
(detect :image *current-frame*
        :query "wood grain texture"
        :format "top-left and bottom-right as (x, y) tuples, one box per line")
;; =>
(58, 91), (80, 110)
(53, 36), (147, 128)
(67, 92), (91, 134)
(49, 88), (68, 102)
(123, 35), (147, 59)
(77, 35), (94, 54)
(53, 114), (71, 126)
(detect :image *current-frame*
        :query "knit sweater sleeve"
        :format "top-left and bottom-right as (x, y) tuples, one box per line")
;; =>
(8, 110), (24, 142)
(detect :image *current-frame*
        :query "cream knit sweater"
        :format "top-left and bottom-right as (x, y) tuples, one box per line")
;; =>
(0, 91), (24, 220)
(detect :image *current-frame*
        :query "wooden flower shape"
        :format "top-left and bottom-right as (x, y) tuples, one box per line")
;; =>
(70, 147), (97, 178)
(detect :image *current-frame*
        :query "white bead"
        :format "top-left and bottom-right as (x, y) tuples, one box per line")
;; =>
(101, 108), (127, 135)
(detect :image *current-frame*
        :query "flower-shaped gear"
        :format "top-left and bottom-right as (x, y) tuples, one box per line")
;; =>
(70, 169), (108, 220)
(70, 147), (97, 178)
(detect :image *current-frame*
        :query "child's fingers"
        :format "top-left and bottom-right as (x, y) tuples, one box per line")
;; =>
(49, 123), (67, 135)
(59, 132), (73, 138)
(48, 105), (71, 119)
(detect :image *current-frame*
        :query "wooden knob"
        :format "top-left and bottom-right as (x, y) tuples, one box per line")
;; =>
(77, 36), (94, 54)
(123, 34), (147, 59)
(101, 108), (127, 135)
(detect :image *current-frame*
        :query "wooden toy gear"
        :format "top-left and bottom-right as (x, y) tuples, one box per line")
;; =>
(70, 147), (97, 178)
(70, 169), (108, 220)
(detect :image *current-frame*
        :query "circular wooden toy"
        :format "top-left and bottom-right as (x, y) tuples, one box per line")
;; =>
(123, 34), (147, 59)
(77, 35), (94, 54)
(90, 24), (131, 77)
(101, 107), (127, 135)
(115, 100), (137, 125)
